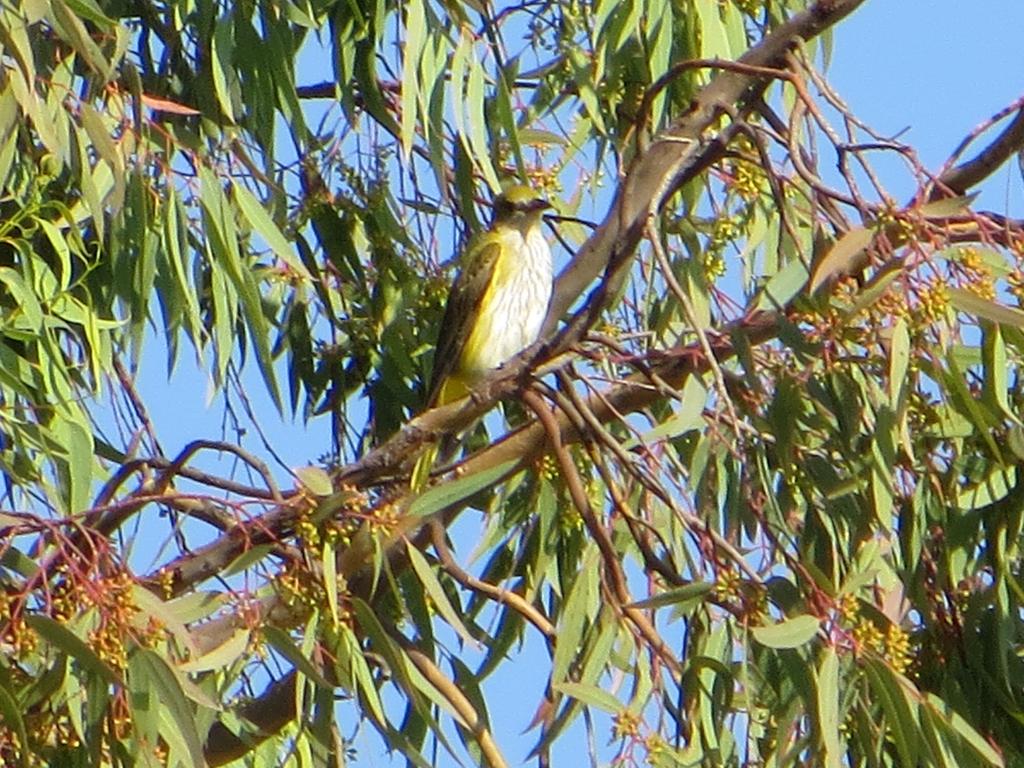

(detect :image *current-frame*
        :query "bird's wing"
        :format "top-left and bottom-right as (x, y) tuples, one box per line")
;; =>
(426, 235), (503, 406)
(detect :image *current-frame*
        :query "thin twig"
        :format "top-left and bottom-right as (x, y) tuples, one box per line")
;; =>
(646, 218), (742, 435)
(393, 633), (510, 768)
(522, 390), (683, 677)
(427, 519), (556, 641)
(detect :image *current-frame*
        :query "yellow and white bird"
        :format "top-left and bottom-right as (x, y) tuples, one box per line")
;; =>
(426, 184), (553, 407)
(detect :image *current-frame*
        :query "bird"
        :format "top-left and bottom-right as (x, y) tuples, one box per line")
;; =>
(425, 184), (554, 408)
(411, 185), (553, 490)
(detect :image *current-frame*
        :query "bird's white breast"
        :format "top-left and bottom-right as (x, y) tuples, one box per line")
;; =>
(465, 226), (552, 375)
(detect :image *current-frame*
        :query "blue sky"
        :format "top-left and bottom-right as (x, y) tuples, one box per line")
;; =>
(829, 0), (1024, 211)
(125, 2), (1024, 764)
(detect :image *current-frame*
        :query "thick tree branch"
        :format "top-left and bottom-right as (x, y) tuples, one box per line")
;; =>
(932, 100), (1024, 198)
(204, 674), (299, 765)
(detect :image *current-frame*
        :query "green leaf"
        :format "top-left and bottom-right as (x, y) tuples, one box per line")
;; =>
(178, 627), (249, 674)
(2, 7), (38, 83)
(131, 585), (198, 657)
(9, 65), (60, 157)
(949, 288), (1024, 328)
(37, 219), (71, 292)
(323, 538), (340, 626)
(129, 649), (205, 768)
(808, 227), (874, 294)
(405, 542), (477, 649)
(263, 625), (333, 689)
(54, 417), (93, 514)
(917, 193), (977, 219)
(694, 0), (732, 60)
(552, 547), (597, 684)
(50, 0), (111, 79)
(924, 692), (1005, 767)
(408, 460), (519, 518)
(352, 598), (463, 754)
(0, 268), (43, 332)
(0, 680), (28, 768)
(757, 257), (810, 310)
(223, 544), (275, 576)
(295, 466), (333, 496)
(625, 376), (707, 448)
(982, 324), (1016, 421)
(210, 17), (236, 122)
(79, 103), (120, 173)
(200, 167), (280, 408)
(888, 317), (910, 408)
(629, 581), (714, 610)
(423, 43), (450, 192)
(163, 593), (226, 626)
(817, 648), (842, 767)
(233, 184), (312, 280)
(450, 30), (471, 169)
(516, 128), (567, 146)
(63, 0), (116, 25)
(0, 543), (39, 578)
(863, 659), (921, 767)
(554, 681), (622, 714)
(399, 0), (425, 160)
(750, 614), (820, 649)
(26, 615), (119, 684)
(450, 655), (492, 761)
(335, 622), (387, 726)
(919, 704), (958, 768)
(464, 50), (499, 190)
(720, 0), (747, 57)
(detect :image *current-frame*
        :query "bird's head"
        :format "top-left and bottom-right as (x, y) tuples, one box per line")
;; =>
(491, 184), (551, 225)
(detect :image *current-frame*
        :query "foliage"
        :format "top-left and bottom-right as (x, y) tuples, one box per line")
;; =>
(1, 0), (1023, 766)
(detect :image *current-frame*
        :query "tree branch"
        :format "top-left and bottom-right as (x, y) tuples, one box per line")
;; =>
(932, 101), (1024, 198)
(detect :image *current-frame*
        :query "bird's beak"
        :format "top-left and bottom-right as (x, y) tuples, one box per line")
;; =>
(527, 198), (552, 213)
